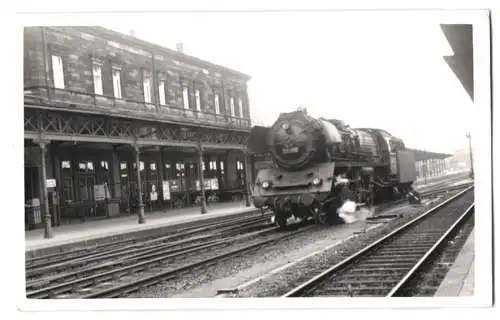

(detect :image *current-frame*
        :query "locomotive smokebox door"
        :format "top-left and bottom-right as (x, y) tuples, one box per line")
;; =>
(248, 126), (270, 154)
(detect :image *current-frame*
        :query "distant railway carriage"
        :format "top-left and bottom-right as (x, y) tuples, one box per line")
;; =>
(248, 109), (418, 228)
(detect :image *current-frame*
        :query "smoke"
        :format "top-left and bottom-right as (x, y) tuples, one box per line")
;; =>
(337, 200), (375, 224)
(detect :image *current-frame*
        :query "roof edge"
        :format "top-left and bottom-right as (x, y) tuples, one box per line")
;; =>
(51, 26), (252, 81)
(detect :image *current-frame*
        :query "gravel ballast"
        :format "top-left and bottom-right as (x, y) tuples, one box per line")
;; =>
(130, 191), (463, 298)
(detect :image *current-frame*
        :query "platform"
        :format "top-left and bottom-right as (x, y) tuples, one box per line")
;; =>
(25, 201), (257, 258)
(434, 228), (474, 296)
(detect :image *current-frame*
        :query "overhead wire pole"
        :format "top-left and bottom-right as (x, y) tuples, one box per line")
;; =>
(466, 133), (474, 179)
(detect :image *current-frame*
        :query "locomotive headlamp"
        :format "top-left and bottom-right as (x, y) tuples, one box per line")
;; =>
(312, 178), (321, 186)
(262, 181), (271, 189)
(281, 123), (290, 131)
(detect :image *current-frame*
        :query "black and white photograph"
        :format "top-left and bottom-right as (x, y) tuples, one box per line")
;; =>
(7, 1), (495, 317)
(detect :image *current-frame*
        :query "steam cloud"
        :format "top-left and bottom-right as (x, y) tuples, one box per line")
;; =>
(337, 200), (374, 224)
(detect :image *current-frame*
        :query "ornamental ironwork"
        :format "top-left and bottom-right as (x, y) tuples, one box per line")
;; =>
(24, 109), (249, 149)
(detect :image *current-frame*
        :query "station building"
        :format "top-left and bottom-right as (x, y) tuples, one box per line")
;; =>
(24, 26), (253, 232)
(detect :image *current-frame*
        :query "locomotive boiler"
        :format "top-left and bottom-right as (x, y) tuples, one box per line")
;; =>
(248, 108), (418, 228)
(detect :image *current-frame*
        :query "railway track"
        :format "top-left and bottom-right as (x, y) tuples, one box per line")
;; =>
(25, 182), (472, 299)
(282, 186), (474, 297)
(417, 181), (473, 199)
(27, 223), (313, 299)
(25, 210), (271, 269)
(26, 214), (271, 281)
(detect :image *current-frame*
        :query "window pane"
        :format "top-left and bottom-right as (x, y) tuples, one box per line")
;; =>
(51, 55), (65, 89)
(159, 81), (166, 105)
(183, 87), (189, 109)
(61, 160), (71, 169)
(92, 63), (103, 95)
(100, 161), (109, 170)
(238, 98), (243, 117)
(230, 97), (235, 116)
(195, 89), (201, 111)
(113, 69), (122, 98)
(214, 94), (220, 114)
(143, 72), (152, 103)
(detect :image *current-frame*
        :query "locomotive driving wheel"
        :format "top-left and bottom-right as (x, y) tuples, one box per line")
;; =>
(275, 210), (288, 228)
(316, 211), (329, 225)
(312, 201), (332, 225)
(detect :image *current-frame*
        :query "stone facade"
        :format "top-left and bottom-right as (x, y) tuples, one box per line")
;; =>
(24, 26), (251, 130)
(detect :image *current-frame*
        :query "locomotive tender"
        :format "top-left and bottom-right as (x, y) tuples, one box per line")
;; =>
(248, 108), (418, 228)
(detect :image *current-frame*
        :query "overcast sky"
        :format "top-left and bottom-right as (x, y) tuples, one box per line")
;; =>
(106, 11), (474, 154)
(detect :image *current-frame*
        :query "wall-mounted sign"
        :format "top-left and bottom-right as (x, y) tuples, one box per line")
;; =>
(204, 179), (211, 190)
(46, 179), (56, 188)
(94, 184), (106, 201)
(169, 180), (179, 193)
(162, 181), (171, 200)
(151, 184), (158, 201)
(210, 178), (219, 191)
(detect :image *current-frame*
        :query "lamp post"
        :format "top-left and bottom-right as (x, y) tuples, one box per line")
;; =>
(466, 133), (474, 179)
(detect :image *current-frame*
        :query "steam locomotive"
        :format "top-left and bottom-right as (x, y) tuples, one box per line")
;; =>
(248, 108), (418, 228)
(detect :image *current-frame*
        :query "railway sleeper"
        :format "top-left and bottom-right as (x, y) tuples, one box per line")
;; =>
(391, 237), (442, 244)
(362, 253), (423, 259)
(337, 268), (408, 274)
(330, 279), (399, 286)
(346, 267), (410, 272)
(374, 247), (429, 253)
(352, 261), (416, 268)
(361, 257), (419, 264)
(333, 273), (405, 280)
(315, 286), (392, 296)
(400, 231), (449, 236)
(380, 245), (436, 251)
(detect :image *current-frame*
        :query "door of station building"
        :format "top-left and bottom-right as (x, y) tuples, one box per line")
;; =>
(143, 159), (161, 212)
(119, 160), (132, 213)
(172, 162), (186, 207)
(24, 166), (40, 229)
(24, 166), (39, 203)
(75, 160), (96, 217)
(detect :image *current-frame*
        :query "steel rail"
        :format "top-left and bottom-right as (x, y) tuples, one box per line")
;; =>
(26, 210), (271, 266)
(26, 180), (467, 267)
(26, 225), (283, 298)
(387, 203), (474, 296)
(26, 222), (276, 289)
(282, 185), (474, 297)
(26, 215), (271, 277)
(81, 226), (312, 298)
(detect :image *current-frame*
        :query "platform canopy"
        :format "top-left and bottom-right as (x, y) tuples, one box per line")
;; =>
(407, 148), (452, 161)
(440, 24), (474, 101)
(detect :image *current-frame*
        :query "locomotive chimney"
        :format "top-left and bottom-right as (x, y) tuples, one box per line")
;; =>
(297, 106), (308, 114)
(176, 41), (184, 54)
